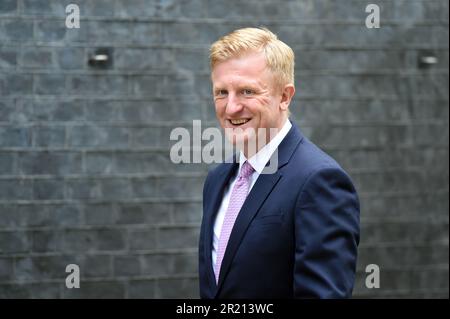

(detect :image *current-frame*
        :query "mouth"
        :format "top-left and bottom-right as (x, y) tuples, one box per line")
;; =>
(228, 118), (251, 127)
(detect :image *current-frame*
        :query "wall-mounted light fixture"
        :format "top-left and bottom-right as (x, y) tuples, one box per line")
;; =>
(418, 51), (438, 69)
(88, 48), (113, 69)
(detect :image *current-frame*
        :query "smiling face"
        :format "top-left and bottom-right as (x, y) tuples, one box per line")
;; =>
(211, 51), (294, 156)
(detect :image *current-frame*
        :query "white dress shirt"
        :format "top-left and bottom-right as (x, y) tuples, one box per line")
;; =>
(212, 119), (292, 267)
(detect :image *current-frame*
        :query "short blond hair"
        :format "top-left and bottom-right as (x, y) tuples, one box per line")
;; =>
(210, 27), (295, 89)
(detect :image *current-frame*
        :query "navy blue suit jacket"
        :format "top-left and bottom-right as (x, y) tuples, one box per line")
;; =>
(199, 121), (360, 298)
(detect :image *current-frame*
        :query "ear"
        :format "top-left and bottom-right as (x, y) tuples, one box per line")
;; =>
(279, 84), (295, 111)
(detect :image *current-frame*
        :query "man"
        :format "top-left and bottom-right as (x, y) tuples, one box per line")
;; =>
(198, 27), (360, 298)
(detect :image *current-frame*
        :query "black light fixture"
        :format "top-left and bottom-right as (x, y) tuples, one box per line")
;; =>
(418, 51), (438, 69)
(88, 48), (113, 69)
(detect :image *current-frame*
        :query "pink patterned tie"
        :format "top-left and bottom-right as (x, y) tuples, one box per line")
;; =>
(214, 161), (254, 283)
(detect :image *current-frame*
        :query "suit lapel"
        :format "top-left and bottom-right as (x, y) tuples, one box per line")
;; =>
(215, 122), (304, 295)
(216, 170), (282, 290)
(203, 160), (238, 291)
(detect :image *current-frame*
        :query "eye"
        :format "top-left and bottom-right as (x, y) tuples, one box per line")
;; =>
(215, 89), (228, 97)
(242, 89), (254, 95)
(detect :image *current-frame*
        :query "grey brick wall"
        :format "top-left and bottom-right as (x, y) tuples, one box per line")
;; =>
(0, 0), (448, 298)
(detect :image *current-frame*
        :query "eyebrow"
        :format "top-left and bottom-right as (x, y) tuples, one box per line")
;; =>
(213, 80), (263, 90)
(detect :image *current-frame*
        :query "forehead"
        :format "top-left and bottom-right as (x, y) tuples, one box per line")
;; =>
(211, 52), (272, 87)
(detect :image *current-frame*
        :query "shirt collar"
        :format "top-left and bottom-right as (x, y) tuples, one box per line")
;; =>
(238, 119), (292, 174)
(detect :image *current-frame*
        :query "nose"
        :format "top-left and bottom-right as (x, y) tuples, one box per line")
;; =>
(225, 92), (243, 116)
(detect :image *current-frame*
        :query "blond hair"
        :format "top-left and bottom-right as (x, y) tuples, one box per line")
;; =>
(209, 27), (295, 90)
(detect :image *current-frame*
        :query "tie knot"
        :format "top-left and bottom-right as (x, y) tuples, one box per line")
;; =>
(239, 161), (254, 179)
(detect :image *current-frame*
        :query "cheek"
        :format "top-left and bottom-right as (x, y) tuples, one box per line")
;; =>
(250, 96), (272, 114)
(214, 101), (225, 117)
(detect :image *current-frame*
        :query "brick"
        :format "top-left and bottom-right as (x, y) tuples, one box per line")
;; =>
(63, 281), (125, 299)
(34, 74), (66, 95)
(361, 221), (449, 245)
(1, 20), (33, 42)
(18, 204), (82, 227)
(84, 21), (132, 44)
(131, 177), (159, 199)
(173, 253), (198, 275)
(83, 254), (112, 278)
(117, 203), (171, 225)
(0, 204), (22, 228)
(84, 100), (120, 122)
(156, 278), (198, 298)
(63, 228), (125, 252)
(22, 0), (66, 15)
(81, 0), (115, 17)
(0, 179), (33, 200)
(0, 49), (17, 69)
(411, 123), (449, 147)
(0, 0), (17, 14)
(70, 75), (128, 96)
(33, 178), (65, 200)
(391, 0), (425, 21)
(355, 268), (413, 294)
(32, 126), (66, 147)
(128, 75), (162, 98)
(358, 244), (449, 269)
(34, 20), (67, 42)
(158, 176), (204, 199)
(69, 125), (129, 148)
(0, 231), (29, 253)
(173, 48), (208, 72)
(33, 98), (85, 122)
(1, 98), (34, 124)
(97, 228), (127, 251)
(129, 228), (157, 251)
(127, 22), (161, 45)
(157, 226), (199, 250)
(327, 0), (390, 20)
(56, 47), (85, 70)
(0, 126), (30, 147)
(2, 74), (33, 95)
(120, 100), (202, 123)
(410, 267), (450, 290)
(85, 152), (115, 174)
(115, 48), (172, 71)
(114, 151), (169, 174)
(411, 98), (449, 120)
(128, 279), (155, 298)
(100, 178), (133, 201)
(0, 284), (29, 298)
(20, 49), (53, 68)
(423, 0), (449, 20)
(26, 283), (61, 298)
(0, 257), (14, 281)
(120, 100), (204, 123)
(113, 255), (140, 277)
(30, 230), (62, 252)
(159, 0), (207, 19)
(84, 203), (116, 225)
(115, 0), (158, 18)
(130, 127), (166, 148)
(65, 179), (102, 200)
(172, 202), (202, 224)
(0, 152), (15, 175)
(140, 253), (175, 276)
(162, 22), (224, 46)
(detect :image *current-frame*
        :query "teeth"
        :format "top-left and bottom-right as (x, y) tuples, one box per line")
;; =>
(230, 119), (249, 125)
